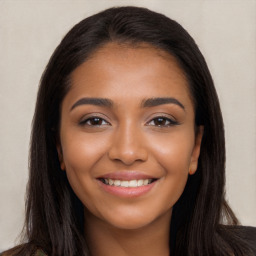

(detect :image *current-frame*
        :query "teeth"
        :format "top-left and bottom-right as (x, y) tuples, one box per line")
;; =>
(137, 180), (144, 186)
(143, 179), (149, 185)
(102, 178), (153, 187)
(121, 181), (129, 187)
(129, 180), (137, 187)
(114, 180), (121, 186)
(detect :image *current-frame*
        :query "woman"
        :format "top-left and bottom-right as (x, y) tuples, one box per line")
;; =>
(2, 6), (256, 256)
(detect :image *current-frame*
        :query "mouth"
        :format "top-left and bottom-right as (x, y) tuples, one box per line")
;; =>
(96, 171), (159, 197)
(98, 178), (157, 187)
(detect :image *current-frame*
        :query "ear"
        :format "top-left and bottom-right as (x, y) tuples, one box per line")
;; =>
(56, 143), (66, 171)
(189, 126), (204, 175)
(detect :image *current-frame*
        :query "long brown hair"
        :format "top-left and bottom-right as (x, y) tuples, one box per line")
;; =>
(4, 6), (254, 256)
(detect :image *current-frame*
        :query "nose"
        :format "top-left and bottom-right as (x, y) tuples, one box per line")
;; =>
(108, 123), (148, 165)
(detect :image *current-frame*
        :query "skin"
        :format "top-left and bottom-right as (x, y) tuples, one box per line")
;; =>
(57, 43), (203, 256)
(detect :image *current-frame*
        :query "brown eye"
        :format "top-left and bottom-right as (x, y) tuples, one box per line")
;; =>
(80, 117), (110, 126)
(147, 117), (178, 127)
(154, 117), (168, 126)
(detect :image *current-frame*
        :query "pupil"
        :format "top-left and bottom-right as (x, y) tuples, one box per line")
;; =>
(156, 118), (165, 125)
(92, 118), (101, 125)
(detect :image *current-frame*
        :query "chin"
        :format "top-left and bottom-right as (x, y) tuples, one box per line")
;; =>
(98, 206), (173, 231)
(108, 216), (153, 230)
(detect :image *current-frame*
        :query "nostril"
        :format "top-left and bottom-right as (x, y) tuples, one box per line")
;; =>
(108, 153), (148, 166)
(108, 145), (148, 165)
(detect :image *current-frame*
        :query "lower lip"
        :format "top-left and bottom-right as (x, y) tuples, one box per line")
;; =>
(98, 180), (157, 198)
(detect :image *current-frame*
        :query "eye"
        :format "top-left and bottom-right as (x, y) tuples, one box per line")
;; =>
(80, 117), (110, 126)
(147, 116), (178, 127)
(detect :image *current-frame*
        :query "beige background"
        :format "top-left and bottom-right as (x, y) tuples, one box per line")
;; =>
(0, 0), (255, 251)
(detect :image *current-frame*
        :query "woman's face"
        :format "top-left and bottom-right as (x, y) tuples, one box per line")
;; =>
(58, 43), (203, 230)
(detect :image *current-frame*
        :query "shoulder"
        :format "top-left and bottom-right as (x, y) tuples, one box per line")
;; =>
(238, 226), (256, 253)
(0, 246), (47, 256)
(226, 225), (256, 255)
(34, 249), (47, 256)
(235, 225), (256, 238)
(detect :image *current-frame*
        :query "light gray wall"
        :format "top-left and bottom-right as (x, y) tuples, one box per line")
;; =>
(0, 0), (255, 251)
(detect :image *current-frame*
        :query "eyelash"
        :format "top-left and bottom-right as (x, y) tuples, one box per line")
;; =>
(79, 116), (179, 127)
(79, 117), (110, 126)
(146, 116), (179, 127)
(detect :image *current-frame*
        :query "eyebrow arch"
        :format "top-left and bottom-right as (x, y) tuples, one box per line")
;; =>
(141, 97), (185, 110)
(70, 97), (113, 111)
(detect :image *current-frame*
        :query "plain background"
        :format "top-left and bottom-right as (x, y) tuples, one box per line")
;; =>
(0, 0), (255, 251)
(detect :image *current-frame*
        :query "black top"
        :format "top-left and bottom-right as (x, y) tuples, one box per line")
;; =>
(236, 226), (256, 255)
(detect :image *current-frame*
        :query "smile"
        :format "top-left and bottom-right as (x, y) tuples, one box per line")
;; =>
(97, 173), (158, 197)
(100, 178), (155, 187)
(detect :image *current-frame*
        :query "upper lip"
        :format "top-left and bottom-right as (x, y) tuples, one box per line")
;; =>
(97, 171), (157, 181)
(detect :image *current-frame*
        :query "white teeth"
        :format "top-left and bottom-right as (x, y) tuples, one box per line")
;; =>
(137, 180), (144, 186)
(114, 180), (121, 186)
(143, 179), (149, 185)
(102, 178), (153, 187)
(129, 180), (137, 187)
(121, 181), (129, 187)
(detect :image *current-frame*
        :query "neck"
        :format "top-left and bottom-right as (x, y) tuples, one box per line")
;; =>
(84, 210), (172, 256)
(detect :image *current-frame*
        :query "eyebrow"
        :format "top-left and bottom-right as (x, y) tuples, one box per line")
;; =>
(70, 97), (185, 111)
(70, 97), (113, 111)
(141, 97), (185, 110)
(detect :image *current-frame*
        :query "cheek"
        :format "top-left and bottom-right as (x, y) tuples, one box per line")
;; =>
(60, 131), (110, 205)
(149, 129), (195, 172)
(61, 131), (110, 171)
(147, 130), (195, 203)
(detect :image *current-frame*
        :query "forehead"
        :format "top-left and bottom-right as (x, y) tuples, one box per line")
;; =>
(83, 42), (187, 80)
(66, 42), (193, 109)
